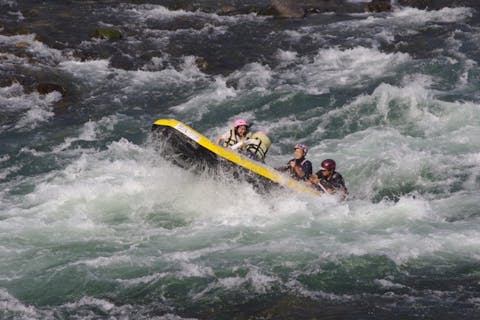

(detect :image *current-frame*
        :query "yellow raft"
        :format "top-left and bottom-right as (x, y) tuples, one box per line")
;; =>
(151, 119), (320, 196)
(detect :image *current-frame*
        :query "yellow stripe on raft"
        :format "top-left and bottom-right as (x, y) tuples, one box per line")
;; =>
(153, 119), (321, 197)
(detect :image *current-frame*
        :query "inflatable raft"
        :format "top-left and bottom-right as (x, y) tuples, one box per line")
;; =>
(151, 119), (320, 196)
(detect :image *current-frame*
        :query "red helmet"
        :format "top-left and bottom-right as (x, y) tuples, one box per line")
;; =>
(294, 143), (308, 155)
(320, 159), (336, 170)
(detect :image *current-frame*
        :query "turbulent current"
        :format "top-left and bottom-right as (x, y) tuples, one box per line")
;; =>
(1, 1), (480, 319)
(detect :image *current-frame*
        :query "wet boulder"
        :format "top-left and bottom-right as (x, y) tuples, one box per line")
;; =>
(170, 1), (196, 12)
(365, 0), (392, 12)
(397, 0), (480, 9)
(397, 0), (432, 8)
(0, 78), (18, 88)
(217, 5), (236, 15)
(218, 6), (268, 16)
(195, 57), (208, 71)
(303, 0), (365, 14)
(15, 41), (30, 48)
(92, 28), (122, 41)
(36, 83), (66, 96)
(270, 0), (305, 18)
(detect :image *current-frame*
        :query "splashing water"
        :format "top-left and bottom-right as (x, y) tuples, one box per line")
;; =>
(1, 1), (480, 319)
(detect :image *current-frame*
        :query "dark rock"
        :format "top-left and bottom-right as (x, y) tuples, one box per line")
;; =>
(365, 0), (392, 12)
(195, 57), (208, 71)
(270, 0), (305, 18)
(202, 1), (370, 17)
(217, 5), (236, 15)
(33, 34), (48, 43)
(397, 0), (432, 9)
(303, 0), (365, 14)
(92, 28), (122, 41)
(36, 83), (66, 96)
(15, 42), (30, 48)
(171, 1), (196, 12)
(26, 8), (40, 17)
(217, 6), (266, 16)
(398, 0), (480, 10)
(0, 78), (19, 88)
(110, 53), (139, 71)
(15, 27), (31, 35)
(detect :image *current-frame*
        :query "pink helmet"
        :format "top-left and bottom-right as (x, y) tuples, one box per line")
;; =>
(294, 143), (308, 155)
(233, 119), (249, 128)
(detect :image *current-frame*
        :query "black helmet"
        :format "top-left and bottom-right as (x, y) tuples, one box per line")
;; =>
(320, 159), (336, 170)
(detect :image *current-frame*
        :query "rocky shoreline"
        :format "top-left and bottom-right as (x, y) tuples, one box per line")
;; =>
(0, 0), (477, 100)
(164, 0), (479, 17)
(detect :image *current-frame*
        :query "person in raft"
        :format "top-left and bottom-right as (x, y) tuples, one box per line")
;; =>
(226, 131), (272, 163)
(310, 159), (348, 198)
(216, 119), (252, 153)
(276, 143), (312, 181)
(242, 131), (271, 163)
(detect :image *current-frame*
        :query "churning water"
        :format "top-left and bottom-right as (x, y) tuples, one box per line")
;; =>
(1, 1), (480, 319)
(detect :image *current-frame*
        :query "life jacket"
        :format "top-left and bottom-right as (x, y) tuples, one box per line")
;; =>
(289, 158), (312, 180)
(222, 127), (251, 149)
(315, 171), (348, 195)
(246, 132), (271, 162)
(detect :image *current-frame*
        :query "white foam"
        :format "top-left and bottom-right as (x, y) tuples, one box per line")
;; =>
(0, 33), (64, 62)
(1, 133), (479, 313)
(312, 46), (409, 86)
(0, 51), (30, 66)
(116, 260), (215, 287)
(170, 76), (237, 121)
(285, 278), (355, 302)
(132, 55), (207, 88)
(297, 72), (480, 198)
(50, 116), (118, 153)
(391, 6), (473, 25)
(227, 62), (273, 91)
(0, 82), (32, 110)
(14, 92), (58, 129)
(0, 1), (17, 7)
(1, 2), (480, 315)
(155, 314), (198, 320)
(374, 279), (407, 289)
(272, 46), (410, 95)
(0, 83), (61, 131)
(276, 49), (298, 64)
(71, 254), (137, 268)
(357, 74), (480, 139)
(0, 164), (20, 181)
(61, 296), (198, 320)
(116, 272), (170, 286)
(0, 288), (40, 318)
(59, 55), (210, 104)
(63, 296), (115, 312)
(193, 266), (278, 300)
(59, 59), (111, 82)
(176, 262), (214, 278)
(123, 4), (196, 21)
(121, 3), (262, 24)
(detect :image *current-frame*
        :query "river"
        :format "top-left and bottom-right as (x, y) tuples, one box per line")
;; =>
(1, 1), (479, 319)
